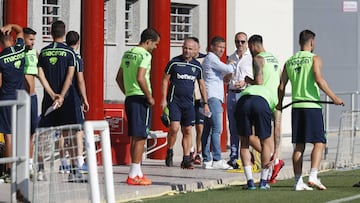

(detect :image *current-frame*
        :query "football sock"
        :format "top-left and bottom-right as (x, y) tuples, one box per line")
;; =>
(261, 168), (270, 181)
(29, 158), (33, 169)
(244, 165), (253, 181)
(129, 163), (141, 178)
(267, 165), (273, 179)
(309, 168), (318, 181)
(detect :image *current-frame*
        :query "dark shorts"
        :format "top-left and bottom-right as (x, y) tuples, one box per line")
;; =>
(39, 88), (84, 127)
(0, 95), (16, 134)
(168, 100), (195, 126)
(194, 100), (204, 125)
(235, 95), (272, 139)
(39, 104), (84, 128)
(125, 95), (152, 138)
(0, 106), (11, 134)
(292, 108), (326, 144)
(30, 94), (39, 134)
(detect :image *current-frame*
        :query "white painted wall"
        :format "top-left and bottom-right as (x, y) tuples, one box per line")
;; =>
(227, 0), (293, 134)
(104, 0), (125, 102)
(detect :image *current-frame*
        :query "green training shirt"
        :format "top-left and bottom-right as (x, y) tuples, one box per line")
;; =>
(257, 52), (280, 99)
(285, 51), (321, 108)
(24, 49), (38, 75)
(241, 85), (277, 112)
(120, 46), (152, 97)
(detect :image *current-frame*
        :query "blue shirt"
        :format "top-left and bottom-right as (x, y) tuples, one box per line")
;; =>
(198, 53), (207, 59)
(202, 52), (235, 102)
(165, 55), (203, 103)
(73, 51), (84, 103)
(75, 52), (84, 73)
(38, 42), (77, 98)
(0, 38), (25, 99)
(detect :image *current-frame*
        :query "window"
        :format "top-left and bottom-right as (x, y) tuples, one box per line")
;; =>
(104, 0), (109, 41)
(171, 4), (193, 44)
(42, 0), (60, 42)
(125, 0), (137, 44)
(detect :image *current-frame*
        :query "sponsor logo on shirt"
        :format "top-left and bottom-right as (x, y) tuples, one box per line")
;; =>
(177, 73), (196, 81)
(14, 60), (22, 69)
(42, 50), (67, 57)
(3, 52), (25, 64)
(49, 57), (58, 65)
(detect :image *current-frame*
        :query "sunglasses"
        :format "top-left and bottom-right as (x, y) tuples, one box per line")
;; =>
(235, 40), (246, 44)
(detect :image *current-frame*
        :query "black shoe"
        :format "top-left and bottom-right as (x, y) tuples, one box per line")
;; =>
(181, 156), (194, 169)
(190, 151), (195, 161)
(165, 149), (173, 167)
(227, 160), (239, 169)
(353, 181), (360, 187)
(0, 172), (11, 183)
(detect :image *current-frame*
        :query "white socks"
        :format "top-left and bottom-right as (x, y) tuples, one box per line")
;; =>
(309, 168), (318, 181)
(261, 168), (270, 181)
(244, 165), (253, 181)
(29, 158), (33, 167)
(129, 163), (143, 178)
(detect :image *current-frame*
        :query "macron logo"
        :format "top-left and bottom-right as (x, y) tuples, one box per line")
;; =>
(177, 73), (196, 81)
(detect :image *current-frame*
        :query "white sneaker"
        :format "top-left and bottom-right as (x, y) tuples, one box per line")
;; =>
(59, 165), (71, 174)
(295, 182), (314, 191)
(308, 178), (327, 190)
(212, 160), (233, 170)
(202, 160), (213, 169)
(37, 171), (47, 181)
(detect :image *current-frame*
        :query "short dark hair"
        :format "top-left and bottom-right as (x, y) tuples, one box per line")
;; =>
(140, 28), (160, 44)
(51, 20), (66, 39)
(23, 27), (36, 35)
(210, 36), (225, 46)
(66, 31), (80, 46)
(248, 34), (263, 45)
(0, 32), (12, 45)
(299, 30), (315, 46)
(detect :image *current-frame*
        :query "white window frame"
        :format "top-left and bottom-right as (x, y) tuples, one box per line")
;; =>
(170, 4), (194, 45)
(104, 0), (109, 41)
(42, 0), (61, 42)
(125, 0), (136, 44)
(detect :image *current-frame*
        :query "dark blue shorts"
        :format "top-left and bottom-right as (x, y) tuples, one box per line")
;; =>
(125, 95), (152, 138)
(0, 95), (16, 134)
(194, 100), (204, 125)
(292, 108), (326, 144)
(39, 88), (84, 127)
(0, 106), (11, 134)
(39, 104), (84, 128)
(235, 95), (272, 139)
(168, 100), (195, 127)
(30, 94), (39, 134)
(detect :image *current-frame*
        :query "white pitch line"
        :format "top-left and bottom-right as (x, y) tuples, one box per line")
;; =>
(326, 194), (360, 203)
